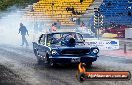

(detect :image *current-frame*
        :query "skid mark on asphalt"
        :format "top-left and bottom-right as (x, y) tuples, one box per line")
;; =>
(0, 45), (132, 85)
(0, 47), (73, 85)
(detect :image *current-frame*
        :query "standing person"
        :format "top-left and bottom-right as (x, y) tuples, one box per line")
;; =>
(80, 21), (85, 27)
(80, 21), (87, 33)
(18, 23), (29, 47)
(51, 23), (57, 32)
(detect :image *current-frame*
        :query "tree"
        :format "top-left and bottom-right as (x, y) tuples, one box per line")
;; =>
(0, 0), (35, 11)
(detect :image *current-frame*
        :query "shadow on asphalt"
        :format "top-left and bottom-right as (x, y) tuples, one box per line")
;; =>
(33, 63), (103, 72)
(0, 65), (30, 85)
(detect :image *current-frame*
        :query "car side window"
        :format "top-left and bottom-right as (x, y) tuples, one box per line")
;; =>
(38, 34), (45, 45)
(47, 34), (52, 45)
(76, 33), (84, 42)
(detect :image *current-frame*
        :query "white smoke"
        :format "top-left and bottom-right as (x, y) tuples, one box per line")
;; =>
(0, 5), (58, 47)
(0, 6), (32, 46)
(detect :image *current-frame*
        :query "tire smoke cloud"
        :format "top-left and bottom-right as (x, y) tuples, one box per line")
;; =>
(0, 6), (33, 46)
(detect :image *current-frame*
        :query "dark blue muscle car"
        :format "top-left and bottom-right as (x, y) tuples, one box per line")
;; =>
(33, 32), (99, 67)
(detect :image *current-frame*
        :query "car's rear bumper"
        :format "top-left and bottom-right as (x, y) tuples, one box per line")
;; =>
(49, 56), (98, 64)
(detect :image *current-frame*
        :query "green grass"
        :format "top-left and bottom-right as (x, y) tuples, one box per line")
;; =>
(0, 0), (35, 11)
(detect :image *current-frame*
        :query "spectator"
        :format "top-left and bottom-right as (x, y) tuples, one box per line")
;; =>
(51, 23), (57, 32)
(71, 6), (74, 11)
(72, 10), (76, 15)
(107, 2), (112, 7)
(66, 7), (70, 12)
(30, 6), (34, 12)
(80, 21), (85, 27)
(80, 0), (83, 4)
(128, 11), (132, 16)
(18, 23), (29, 47)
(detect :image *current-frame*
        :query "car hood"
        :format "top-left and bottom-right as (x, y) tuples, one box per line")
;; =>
(50, 43), (91, 50)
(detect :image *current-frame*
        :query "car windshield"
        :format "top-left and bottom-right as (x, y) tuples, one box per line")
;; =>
(47, 33), (84, 45)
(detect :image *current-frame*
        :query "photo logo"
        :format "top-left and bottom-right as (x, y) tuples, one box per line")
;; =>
(76, 63), (131, 82)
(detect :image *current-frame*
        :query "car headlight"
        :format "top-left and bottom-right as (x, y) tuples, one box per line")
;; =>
(51, 50), (58, 55)
(92, 49), (99, 54)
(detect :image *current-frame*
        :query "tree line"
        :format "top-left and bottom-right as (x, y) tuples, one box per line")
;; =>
(0, 0), (35, 11)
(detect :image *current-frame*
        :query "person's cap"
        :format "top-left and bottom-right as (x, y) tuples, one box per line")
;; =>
(20, 23), (23, 26)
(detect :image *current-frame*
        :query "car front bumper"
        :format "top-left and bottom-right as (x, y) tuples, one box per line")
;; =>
(49, 55), (98, 64)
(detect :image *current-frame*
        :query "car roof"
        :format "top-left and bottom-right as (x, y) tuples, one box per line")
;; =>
(43, 32), (79, 35)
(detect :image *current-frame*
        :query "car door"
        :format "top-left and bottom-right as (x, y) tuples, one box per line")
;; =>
(38, 34), (46, 57)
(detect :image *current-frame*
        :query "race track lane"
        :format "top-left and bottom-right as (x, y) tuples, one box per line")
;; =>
(0, 44), (132, 85)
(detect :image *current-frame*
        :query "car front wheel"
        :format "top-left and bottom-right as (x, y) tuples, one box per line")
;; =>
(49, 59), (57, 67)
(34, 49), (38, 57)
(85, 62), (92, 68)
(37, 59), (44, 65)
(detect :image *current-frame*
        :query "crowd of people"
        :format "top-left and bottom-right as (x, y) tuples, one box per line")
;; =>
(66, 6), (83, 15)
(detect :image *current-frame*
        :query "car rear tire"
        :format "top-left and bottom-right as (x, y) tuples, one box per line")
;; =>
(34, 49), (38, 57)
(34, 49), (43, 65)
(44, 54), (49, 64)
(37, 59), (44, 65)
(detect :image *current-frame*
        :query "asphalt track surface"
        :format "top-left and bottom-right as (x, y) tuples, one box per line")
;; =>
(0, 44), (132, 85)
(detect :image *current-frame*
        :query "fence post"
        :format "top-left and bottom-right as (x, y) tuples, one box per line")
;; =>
(124, 42), (127, 53)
